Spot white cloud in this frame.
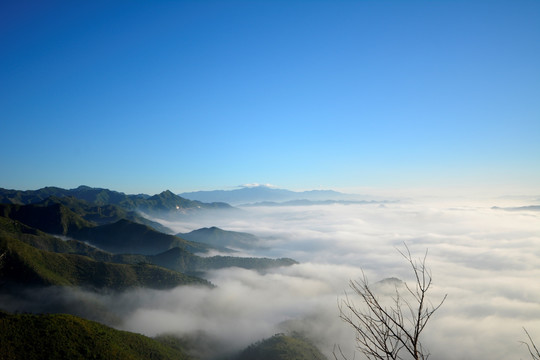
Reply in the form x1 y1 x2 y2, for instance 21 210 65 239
148 198 540 359
4 197 539 359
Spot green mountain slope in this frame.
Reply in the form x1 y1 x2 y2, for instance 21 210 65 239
0 216 147 264
0 311 192 360
38 196 172 233
74 219 210 255
0 216 296 280
235 333 328 360
177 226 261 250
0 186 72 205
0 231 209 290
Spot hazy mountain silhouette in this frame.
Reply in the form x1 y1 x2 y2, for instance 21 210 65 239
180 184 359 205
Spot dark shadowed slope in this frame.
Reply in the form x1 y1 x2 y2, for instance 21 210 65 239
177 226 262 250
0 202 93 235
74 219 210 255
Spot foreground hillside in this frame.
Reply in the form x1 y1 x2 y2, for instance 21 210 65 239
0 311 192 360
0 310 328 360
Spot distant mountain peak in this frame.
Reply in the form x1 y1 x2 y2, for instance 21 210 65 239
157 190 176 197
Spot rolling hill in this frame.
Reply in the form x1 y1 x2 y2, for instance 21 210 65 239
234 333 328 360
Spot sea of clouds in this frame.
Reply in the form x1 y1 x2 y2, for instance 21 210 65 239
2 196 539 359
131 196 540 359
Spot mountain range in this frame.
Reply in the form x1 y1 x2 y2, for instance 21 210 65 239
0 185 233 217
0 201 296 285
180 184 366 205
0 184 328 359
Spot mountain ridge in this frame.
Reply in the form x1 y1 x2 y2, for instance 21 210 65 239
0 186 233 216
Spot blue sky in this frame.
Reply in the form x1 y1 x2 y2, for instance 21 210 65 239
1 0 539 195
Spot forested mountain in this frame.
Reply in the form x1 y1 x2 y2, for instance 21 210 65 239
0 211 297 284
38 196 172 232
0 218 209 290
0 311 328 360
0 311 193 360
0 185 304 359
0 185 233 216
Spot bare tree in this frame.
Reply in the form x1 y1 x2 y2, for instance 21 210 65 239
336 245 446 360
522 328 540 360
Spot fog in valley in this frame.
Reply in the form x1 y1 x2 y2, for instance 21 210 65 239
152 196 540 359
3 195 539 359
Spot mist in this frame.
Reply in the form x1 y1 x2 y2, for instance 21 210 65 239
146 196 540 359
3 195 539 359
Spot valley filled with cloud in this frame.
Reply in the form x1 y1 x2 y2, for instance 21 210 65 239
10 196 534 359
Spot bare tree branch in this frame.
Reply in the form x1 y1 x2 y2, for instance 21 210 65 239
521 328 540 360
336 244 446 360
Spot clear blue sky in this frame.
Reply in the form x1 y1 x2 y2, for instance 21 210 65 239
1 0 539 194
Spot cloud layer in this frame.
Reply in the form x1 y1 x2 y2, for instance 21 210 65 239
3 197 539 359
152 197 540 359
